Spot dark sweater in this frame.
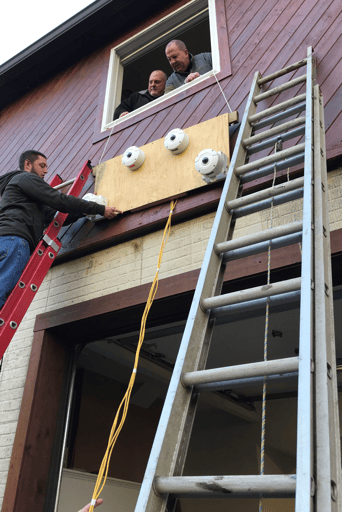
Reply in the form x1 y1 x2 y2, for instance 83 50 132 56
0 170 105 252
114 90 156 120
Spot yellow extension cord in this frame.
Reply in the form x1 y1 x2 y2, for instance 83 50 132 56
88 199 177 512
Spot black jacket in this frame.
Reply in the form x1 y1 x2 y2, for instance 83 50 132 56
0 170 105 252
114 90 156 120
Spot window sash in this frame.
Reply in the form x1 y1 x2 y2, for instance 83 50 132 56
101 0 219 132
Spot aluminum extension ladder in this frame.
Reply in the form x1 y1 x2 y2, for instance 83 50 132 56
0 160 93 361
134 48 342 512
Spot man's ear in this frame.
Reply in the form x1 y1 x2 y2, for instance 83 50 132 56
23 159 32 172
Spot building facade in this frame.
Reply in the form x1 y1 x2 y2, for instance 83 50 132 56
0 0 342 511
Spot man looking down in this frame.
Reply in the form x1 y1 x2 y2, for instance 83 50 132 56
164 39 212 94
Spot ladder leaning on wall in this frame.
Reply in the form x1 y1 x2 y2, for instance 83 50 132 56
134 47 342 512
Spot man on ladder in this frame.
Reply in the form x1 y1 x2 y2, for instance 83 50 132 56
0 149 121 309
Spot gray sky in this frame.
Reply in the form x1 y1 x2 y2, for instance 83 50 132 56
1 0 96 66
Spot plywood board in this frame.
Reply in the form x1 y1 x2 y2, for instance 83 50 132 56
94 113 236 212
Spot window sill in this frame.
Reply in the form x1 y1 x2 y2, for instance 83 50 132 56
103 70 216 132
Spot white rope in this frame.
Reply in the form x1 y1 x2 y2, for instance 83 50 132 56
98 123 116 165
212 70 233 113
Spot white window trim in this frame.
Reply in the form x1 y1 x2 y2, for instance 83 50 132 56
101 0 220 132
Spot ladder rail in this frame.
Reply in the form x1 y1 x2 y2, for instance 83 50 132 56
295 45 315 512
134 71 262 512
313 84 342 511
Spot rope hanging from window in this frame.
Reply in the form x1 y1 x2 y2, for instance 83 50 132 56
212 70 233 113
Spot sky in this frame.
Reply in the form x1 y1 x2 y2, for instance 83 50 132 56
1 0 96 66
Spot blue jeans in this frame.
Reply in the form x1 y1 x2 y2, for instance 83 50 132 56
0 236 30 309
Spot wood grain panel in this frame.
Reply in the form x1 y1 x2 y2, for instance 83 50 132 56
95 114 231 212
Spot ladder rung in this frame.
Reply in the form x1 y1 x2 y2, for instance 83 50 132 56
223 232 302 262
182 357 299 388
240 153 305 184
252 103 306 133
53 178 76 190
243 117 305 147
247 126 305 155
249 94 306 125
232 188 303 219
201 277 301 311
211 290 301 319
193 371 298 393
154 475 296 497
216 220 302 255
254 75 306 103
235 144 305 176
227 178 303 212
258 58 307 85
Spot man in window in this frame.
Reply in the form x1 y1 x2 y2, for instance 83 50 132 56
114 70 167 120
164 40 212 94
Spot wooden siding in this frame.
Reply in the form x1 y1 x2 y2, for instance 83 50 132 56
0 0 341 179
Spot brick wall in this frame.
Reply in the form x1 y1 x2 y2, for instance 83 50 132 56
0 166 341 506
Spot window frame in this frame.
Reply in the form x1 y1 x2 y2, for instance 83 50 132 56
93 0 231 144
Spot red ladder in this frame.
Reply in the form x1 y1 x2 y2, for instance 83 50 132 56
0 160 93 360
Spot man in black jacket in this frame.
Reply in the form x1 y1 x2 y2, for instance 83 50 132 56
114 70 167 120
0 150 121 308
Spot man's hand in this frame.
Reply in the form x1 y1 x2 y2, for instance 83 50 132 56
78 498 103 512
103 206 123 219
184 72 200 84
119 111 129 118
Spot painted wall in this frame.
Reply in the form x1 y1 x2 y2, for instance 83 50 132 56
0 166 342 507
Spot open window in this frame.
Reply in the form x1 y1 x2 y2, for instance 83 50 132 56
101 0 224 132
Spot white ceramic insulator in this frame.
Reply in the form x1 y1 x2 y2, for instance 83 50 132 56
82 193 108 220
195 149 226 178
164 128 189 155
122 146 145 171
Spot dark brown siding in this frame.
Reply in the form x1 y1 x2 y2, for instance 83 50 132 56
0 0 341 186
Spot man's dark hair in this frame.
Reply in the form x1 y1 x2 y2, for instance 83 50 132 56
19 150 47 170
